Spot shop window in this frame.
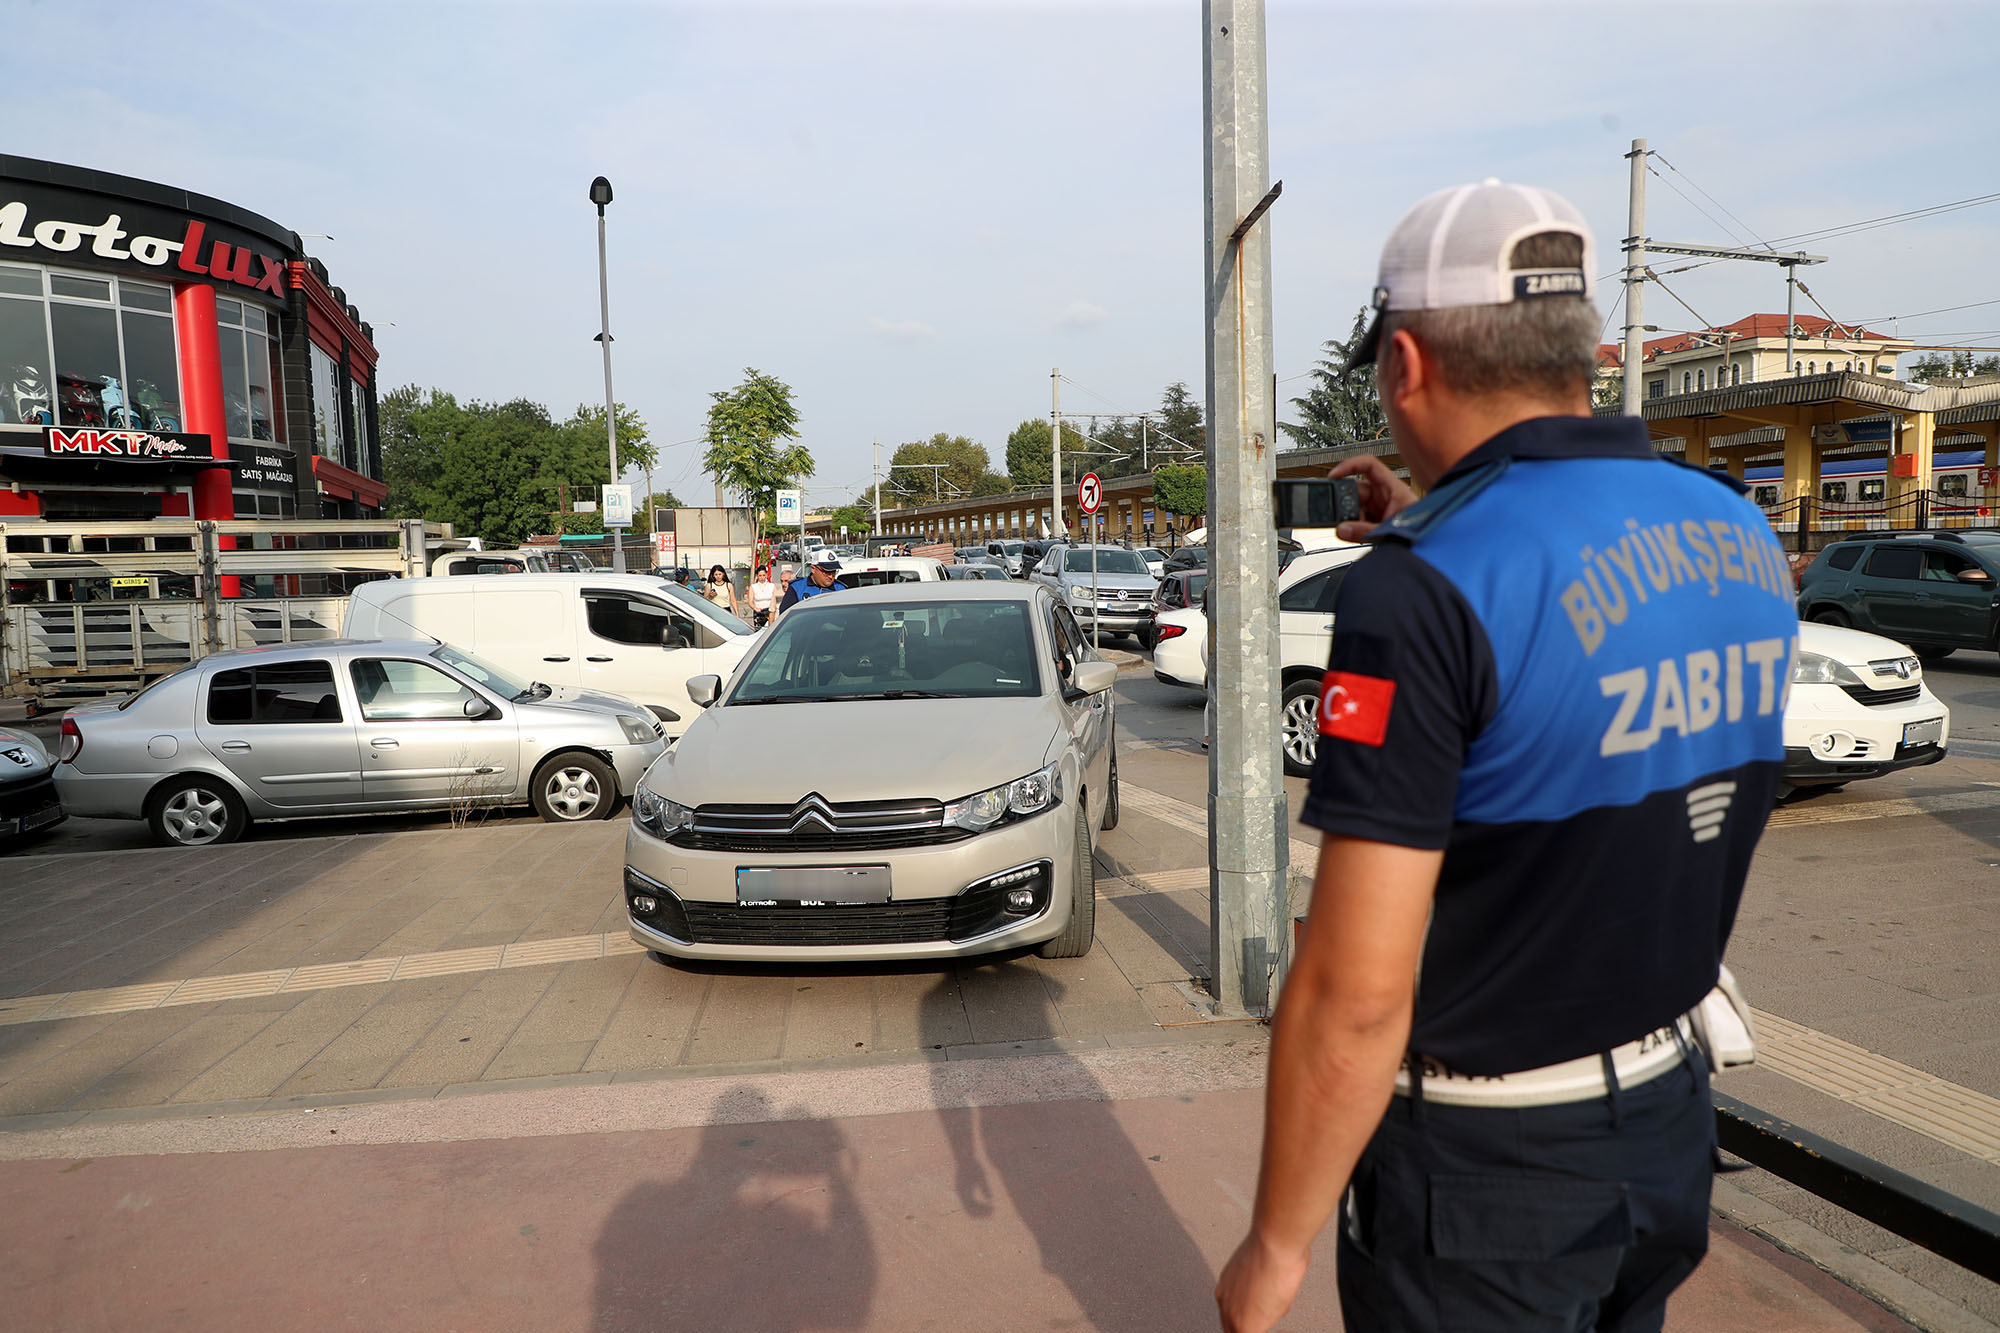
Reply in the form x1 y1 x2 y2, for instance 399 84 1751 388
310 342 342 464
348 374 369 473
0 266 182 432
215 300 280 442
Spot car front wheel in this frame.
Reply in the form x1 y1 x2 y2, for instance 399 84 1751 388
1281 677 1320 778
1037 800 1097 958
531 752 619 822
1810 608 1850 627
148 775 248 847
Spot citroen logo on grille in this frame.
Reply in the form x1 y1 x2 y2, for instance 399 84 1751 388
787 794 839 835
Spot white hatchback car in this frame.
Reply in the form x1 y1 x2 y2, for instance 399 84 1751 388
1151 606 1206 690
1784 620 1948 794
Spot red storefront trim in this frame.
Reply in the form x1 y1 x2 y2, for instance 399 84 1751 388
288 262 378 372
311 454 387 509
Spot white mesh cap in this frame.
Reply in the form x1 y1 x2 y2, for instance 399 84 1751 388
1346 179 1597 370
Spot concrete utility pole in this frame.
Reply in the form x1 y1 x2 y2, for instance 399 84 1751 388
1621 139 1648 418
1050 367 1065 538
872 438 881 533
1203 0 1288 1016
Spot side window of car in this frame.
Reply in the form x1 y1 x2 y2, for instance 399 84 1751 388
1825 545 1861 572
1923 549 1980 582
207 660 342 725
1862 546 1923 580
1279 571 1333 613
586 591 696 648
350 659 481 721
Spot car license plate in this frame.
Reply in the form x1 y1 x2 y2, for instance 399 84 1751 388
1903 718 1944 749
736 865 891 906
23 805 61 831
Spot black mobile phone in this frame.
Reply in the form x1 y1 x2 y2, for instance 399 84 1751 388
1272 476 1362 529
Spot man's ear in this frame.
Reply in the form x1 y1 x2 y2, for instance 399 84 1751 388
1382 326 1427 411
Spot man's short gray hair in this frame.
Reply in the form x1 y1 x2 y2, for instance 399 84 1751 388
1384 231 1601 399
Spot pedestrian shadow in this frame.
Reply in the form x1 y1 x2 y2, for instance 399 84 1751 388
922 962 1218 1331
589 1086 876 1331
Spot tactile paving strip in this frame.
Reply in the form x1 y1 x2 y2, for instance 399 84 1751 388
0 933 646 1028
1752 1008 2000 1161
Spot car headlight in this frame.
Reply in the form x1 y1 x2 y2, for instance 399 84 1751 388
945 761 1063 833
618 713 660 745
1791 651 1864 687
633 783 694 838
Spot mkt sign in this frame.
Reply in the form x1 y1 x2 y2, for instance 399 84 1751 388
0 178 295 297
41 427 214 461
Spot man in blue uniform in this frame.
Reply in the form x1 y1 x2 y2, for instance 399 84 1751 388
777 552 846 614
1217 181 1798 1332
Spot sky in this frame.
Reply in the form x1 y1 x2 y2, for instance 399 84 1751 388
13 0 2000 507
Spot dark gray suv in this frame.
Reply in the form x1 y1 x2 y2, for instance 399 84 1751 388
1797 531 2000 660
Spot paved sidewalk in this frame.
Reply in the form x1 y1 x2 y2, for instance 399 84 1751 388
0 1044 1916 1332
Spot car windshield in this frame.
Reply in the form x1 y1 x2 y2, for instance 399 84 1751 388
653 579 753 634
1185 572 1208 600
1139 548 1165 561
843 568 927 587
730 600 1042 703
430 644 540 701
1062 549 1147 574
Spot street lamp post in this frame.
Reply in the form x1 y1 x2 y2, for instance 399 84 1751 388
589 175 625 573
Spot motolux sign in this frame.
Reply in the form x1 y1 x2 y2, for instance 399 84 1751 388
0 182 292 297
41 427 215 461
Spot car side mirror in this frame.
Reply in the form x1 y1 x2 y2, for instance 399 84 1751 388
1958 569 1993 584
687 674 722 708
463 696 494 720
662 625 691 650
1070 660 1117 695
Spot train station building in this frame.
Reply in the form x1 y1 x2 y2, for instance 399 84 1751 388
0 156 385 525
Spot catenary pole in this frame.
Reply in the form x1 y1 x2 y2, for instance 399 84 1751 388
1621 139 1647 418
872 438 881 533
590 177 626 573
1203 0 1287 1015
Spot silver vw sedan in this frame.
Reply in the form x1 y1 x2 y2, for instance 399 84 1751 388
55 640 666 846
625 582 1118 962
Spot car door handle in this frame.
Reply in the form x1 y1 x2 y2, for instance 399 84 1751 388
543 655 570 662
219 740 251 753
370 738 399 750
587 655 613 662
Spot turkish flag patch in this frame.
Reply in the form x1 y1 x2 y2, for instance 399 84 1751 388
1318 670 1396 747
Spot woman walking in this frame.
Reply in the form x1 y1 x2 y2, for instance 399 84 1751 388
703 564 740 617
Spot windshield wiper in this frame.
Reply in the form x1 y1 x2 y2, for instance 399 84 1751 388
730 694 842 706
831 690 955 700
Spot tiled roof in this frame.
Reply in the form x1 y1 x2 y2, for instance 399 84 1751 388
1597 315 1908 367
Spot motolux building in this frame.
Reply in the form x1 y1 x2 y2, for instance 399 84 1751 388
0 155 385 523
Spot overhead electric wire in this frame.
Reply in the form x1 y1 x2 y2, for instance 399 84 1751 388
1651 153 1772 251
1647 164 1756 252
1763 191 2000 248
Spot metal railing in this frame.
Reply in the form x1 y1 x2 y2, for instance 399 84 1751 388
1756 489 2000 552
1716 1092 2000 1285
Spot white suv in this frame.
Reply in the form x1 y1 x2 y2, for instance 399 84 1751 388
1276 544 1371 776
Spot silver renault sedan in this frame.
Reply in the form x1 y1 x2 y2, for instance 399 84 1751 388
55 639 666 846
624 582 1118 962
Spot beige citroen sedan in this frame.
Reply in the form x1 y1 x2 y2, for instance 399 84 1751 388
624 582 1117 961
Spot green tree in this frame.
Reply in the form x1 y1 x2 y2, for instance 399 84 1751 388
378 387 645 547
702 368 813 527
1280 307 1388 449
1154 381 1205 458
827 503 871 535
972 471 1012 496
1005 419 1056 489
633 490 685 539
1153 463 1207 531
1911 350 2000 383
888 432 992 502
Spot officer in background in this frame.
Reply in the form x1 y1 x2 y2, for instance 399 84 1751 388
778 551 846 613
1217 181 1798 1332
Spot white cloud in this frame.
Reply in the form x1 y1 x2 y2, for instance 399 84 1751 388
1054 301 1110 331
867 315 939 341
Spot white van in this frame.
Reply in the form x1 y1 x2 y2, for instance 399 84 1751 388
344 573 758 737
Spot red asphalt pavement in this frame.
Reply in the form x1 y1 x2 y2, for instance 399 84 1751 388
0 1082 1909 1332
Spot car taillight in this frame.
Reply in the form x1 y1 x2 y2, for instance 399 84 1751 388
58 717 82 764
1156 623 1188 642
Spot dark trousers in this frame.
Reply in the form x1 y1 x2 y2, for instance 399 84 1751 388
1337 1053 1714 1332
